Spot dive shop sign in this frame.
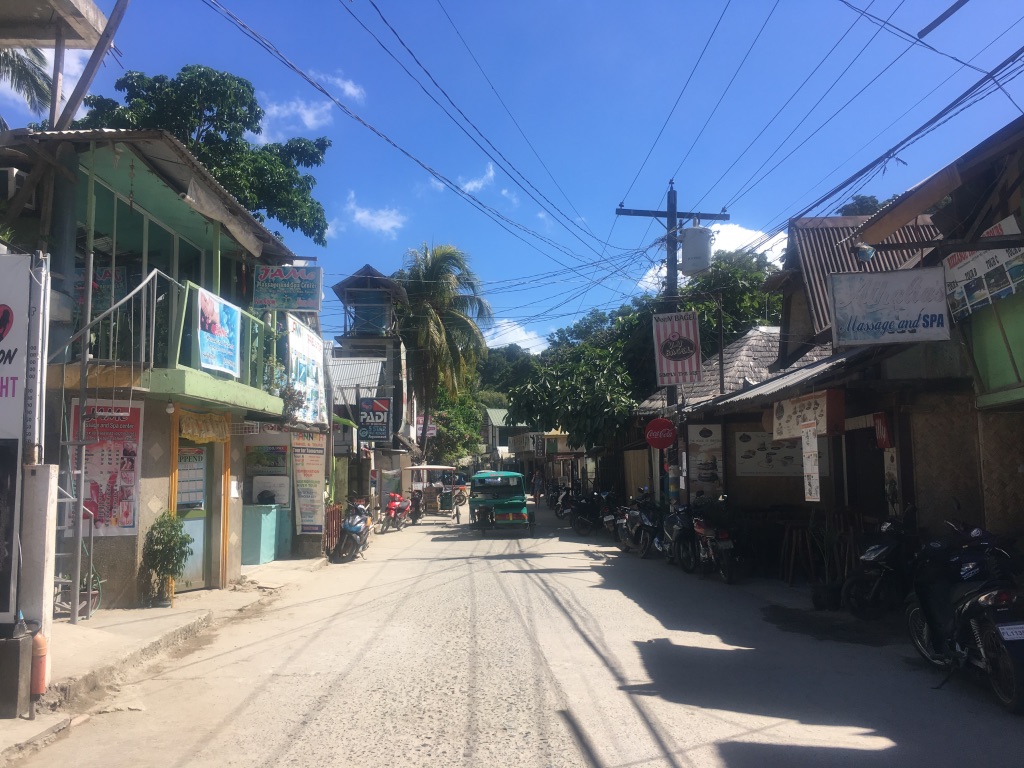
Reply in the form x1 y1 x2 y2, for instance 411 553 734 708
358 397 391 443
652 312 702 386
828 268 949 347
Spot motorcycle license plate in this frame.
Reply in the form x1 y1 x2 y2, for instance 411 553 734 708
604 515 615 522
717 540 734 550
997 623 1024 642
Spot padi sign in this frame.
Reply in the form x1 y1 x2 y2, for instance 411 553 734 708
828 268 950 347
358 397 391 443
254 266 323 312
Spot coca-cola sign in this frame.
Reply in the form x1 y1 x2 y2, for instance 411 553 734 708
645 417 677 449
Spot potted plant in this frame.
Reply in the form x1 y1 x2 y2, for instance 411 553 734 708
142 511 194 607
809 508 842 609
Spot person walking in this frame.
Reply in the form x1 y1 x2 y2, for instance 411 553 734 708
532 469 544 505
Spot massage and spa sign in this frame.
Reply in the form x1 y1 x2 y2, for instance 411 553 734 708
828 268 949 347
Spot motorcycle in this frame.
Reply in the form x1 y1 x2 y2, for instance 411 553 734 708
380 491 411 533
656 504 697 573
554 485 572 520
409 489 424 525
906 520 1024 713
842 515 915 619
331 500 372 563
547 480 561 510
692 513 737 584
571 491 610 537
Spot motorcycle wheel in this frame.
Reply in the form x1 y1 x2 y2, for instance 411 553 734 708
905 599 952 670
335 535 358 563
842 570 882 620
981 622 1024 713
572 513 594 536
380 516 391 534
638 529 654 559
454 491 467 506
555 504 568 520
677 539 697 573
719 549 736 584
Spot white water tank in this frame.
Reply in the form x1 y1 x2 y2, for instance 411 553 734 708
679 226 714 276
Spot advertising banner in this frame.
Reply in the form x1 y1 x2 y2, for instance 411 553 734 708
70 399 144 536
734 430 830 478
773 389 844 441
197 287 241 376
416 415 437 439
653 312 702 386
254 266 323 311
801 422 821 502
829 268 950 346
944 216 1024 320
0 254 31 619
287 315 328 425
687 424 722 498
245 445 289 476
358 397 391 443
291 432 326 534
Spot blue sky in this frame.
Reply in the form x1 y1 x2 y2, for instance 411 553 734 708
4 0 1024 352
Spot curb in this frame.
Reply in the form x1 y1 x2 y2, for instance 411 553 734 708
50 609 213 709
0 716 72 767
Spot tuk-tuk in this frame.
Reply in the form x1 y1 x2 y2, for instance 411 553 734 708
469 471 532 535
403 464 461 522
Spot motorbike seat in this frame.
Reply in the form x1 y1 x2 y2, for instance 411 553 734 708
397 500 411 512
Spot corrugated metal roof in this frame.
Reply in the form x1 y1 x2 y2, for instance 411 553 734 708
787 216 942 335
327 358 386 404
682 346 879 416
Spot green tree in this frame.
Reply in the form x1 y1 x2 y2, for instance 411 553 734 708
0 48 51 131
73 65 331 245
836 194 900 216
425 386 483 465
507 342 634 450
396 243 492 456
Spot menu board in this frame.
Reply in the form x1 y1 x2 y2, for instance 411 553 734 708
944 216 1024 320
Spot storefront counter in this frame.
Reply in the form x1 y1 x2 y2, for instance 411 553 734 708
241 504 293 565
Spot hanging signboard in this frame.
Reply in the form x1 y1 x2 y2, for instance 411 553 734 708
0 254 31 620
70 399 144 536
254 266 323 312
687 424 722 498
829 268 950 347
197 287 241 376
653 312 702 386
944 215 1024 320
773 389 844 442
286 315 328 425
291 431 326 534
645 417 677 449
801 421 821 502
358 397 392 443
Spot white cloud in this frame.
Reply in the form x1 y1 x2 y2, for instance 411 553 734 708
263 98 333 132
345 191 406 238
461 162 494 193
428 176 445 192
325 217 343 240
311 70 366 103
485 320 548 352
501 188 519 207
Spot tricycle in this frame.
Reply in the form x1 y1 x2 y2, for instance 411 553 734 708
469 471 533 536
403 464 462 523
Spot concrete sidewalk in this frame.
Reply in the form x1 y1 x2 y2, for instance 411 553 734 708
0 557 326 766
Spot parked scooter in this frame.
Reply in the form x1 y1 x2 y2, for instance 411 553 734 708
692 512 738 584
842 514 916 619
571 491 610 536
554 485 572 520
331 500 372 563
409 489 424 525
656 504 697 573
906 519 1024 712
380 491 411 533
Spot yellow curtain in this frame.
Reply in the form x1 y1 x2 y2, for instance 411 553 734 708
179 410 231 443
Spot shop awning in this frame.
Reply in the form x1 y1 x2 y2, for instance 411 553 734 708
682 346 883 417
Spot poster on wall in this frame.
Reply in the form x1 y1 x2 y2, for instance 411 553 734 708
291 432 326 534
801 422 821 502
773 390 844 441
254 266 323 311
687 424 722 498
197 287 241 376
176 447 207 510
734 431 831 477
245 445 288 476
944 215 1024 320
287 314 328 425
0 255 30 618
75 266 126 312
70 399 144 536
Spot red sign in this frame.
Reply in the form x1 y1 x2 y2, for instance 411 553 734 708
645 418 677 449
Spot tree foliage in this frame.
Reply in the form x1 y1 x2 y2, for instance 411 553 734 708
0 48 51 131
73 65 332 245
395 243 492 454
424 386 483 465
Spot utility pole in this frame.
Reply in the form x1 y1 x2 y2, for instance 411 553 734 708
616 181 729 506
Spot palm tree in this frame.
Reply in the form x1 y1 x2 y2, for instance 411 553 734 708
0 48 52 131
397 243 492 456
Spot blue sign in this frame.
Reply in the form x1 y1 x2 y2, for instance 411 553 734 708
197 287 241 376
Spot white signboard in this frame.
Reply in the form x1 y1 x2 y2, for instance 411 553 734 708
687 424 722 498
801 422 821 502
829 268 950 347
944 215 1024 320
287 315 328 426
734 431 830 478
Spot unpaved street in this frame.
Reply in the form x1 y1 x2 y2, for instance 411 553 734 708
21 506 1024 767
